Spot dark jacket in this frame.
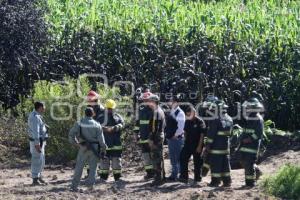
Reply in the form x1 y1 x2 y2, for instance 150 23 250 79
89 104 105 123
239 113 264 154
135 105 153 142
184 116 206 150
149 106 166 145
99 111 124 150
206 113 233 154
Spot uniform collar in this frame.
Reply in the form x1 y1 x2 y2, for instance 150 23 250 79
33 109 41 115
171 106 180 114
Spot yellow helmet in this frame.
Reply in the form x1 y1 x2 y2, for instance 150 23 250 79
105 99 117 109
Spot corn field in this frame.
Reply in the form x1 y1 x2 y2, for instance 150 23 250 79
0 0 300 131
45 0 300 46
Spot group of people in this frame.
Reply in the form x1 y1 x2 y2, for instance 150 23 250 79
135 89 264 188
27 88 264 192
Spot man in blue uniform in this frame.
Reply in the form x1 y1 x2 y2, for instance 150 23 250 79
69 107 107 191
28 101 48 186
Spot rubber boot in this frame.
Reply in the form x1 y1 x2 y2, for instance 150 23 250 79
222 177 232 187
194 177 202 183
246 180 255 187
208 178 220 187
100 174 109 181
255 166 262 180
114 174 121 181
144 170 154 180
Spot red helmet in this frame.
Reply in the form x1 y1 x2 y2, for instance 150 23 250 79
139 92 152 101
86 90 100 102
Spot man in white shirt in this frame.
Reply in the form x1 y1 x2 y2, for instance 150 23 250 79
165 95 185 181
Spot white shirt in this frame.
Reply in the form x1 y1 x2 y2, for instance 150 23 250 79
171 106 185 137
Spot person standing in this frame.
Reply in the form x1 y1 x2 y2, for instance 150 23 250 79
147 93 166 186
28 101 48 186
238 98 264 187
200 95 219 177
86 90 105 123
134 91 155 179
204 100 233 187
179 107 206 184
69 107 107 191
98 99 125 182
165 95 185 181
85 90 105 177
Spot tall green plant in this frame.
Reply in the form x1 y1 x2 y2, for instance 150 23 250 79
44 0 299 46
17 76 132 161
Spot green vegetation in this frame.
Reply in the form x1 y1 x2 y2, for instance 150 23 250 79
16 75 131 160
46 0 299 45
1 0 300 132
261 164 300 200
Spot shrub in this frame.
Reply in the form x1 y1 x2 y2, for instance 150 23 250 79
16 75 132 161
0 0 48 107
261 164 300 200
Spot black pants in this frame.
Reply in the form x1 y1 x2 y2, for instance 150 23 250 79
209 154 231 185
239 152 257 186
180 146 203 181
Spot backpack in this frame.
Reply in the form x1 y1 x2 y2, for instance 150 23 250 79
165 109 180 139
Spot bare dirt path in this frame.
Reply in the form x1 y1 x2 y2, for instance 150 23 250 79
0 150 299 200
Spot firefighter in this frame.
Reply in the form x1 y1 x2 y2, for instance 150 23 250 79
200 95 219 177
204 100 233 187
147 93 166 186
98 99 125 182
134 91 155 179
238 98 264 187
86 90 105 123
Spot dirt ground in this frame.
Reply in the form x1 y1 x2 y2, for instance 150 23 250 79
0 149 299 200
